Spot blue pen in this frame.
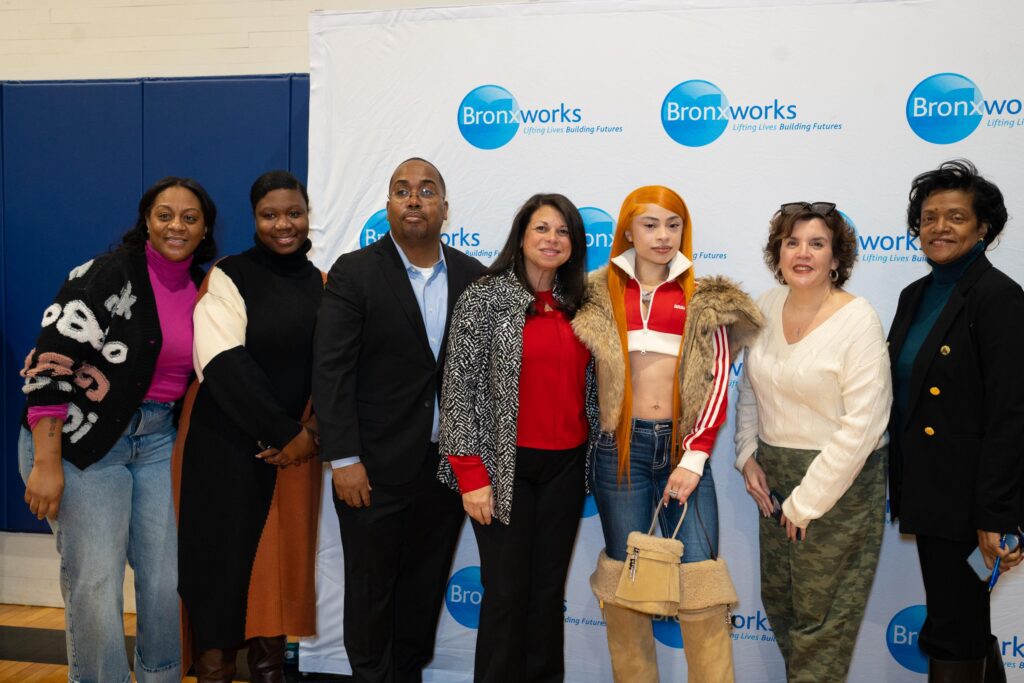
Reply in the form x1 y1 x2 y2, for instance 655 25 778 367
986 534 1008 593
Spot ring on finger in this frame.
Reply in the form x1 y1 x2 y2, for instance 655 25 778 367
667 489 679 499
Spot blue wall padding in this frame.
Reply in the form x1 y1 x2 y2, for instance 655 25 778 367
1 74 309 532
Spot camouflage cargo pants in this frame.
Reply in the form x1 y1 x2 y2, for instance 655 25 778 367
757 440 886 683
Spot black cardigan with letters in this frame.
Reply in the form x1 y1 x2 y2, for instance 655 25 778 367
21 246 204 470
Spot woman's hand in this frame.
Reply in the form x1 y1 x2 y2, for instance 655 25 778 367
662 466 700 507
258 427 318 467
977 530 1023 571
25 458 64 521
463 485 494 525
26 416 65 521
780 512 807 543
741 457 773 517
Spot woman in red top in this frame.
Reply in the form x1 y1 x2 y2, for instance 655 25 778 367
439 193 592 682
573 186 761 683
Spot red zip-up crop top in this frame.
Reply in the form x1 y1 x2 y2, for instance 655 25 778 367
612 249 730 475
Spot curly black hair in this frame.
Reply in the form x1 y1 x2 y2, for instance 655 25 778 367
907 159 1007 242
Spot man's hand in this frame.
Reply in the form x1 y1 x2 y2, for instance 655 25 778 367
333 462 372 508
978 529 1023 570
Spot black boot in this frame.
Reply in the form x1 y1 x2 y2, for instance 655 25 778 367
928 656 986 683
247 635 287 683
985 637 1006 683
195 647 239 683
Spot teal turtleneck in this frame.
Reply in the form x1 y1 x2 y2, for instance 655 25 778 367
894 240 986 412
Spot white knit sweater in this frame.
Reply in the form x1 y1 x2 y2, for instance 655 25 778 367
734 286 892 528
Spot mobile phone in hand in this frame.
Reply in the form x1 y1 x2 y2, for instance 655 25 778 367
769 490 784 522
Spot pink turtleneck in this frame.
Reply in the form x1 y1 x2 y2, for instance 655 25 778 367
143 241 198 402
27 244 198 430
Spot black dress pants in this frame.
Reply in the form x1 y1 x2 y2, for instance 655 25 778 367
472 445 586 683
334 444 464 683
916 534 993 661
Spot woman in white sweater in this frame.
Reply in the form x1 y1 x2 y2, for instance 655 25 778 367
735 202 892 683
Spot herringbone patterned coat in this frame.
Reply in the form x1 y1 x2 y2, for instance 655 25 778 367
438 268 596 525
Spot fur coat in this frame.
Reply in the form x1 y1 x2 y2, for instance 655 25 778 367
571 266 763 462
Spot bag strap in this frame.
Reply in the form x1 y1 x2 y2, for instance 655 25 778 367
646 501 688 539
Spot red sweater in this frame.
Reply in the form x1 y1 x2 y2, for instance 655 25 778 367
448 291 590 493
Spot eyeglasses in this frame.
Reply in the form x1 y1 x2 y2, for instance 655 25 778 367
780 201 837 217
389 186 442 202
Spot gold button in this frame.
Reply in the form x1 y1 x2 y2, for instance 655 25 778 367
940 345 951 356
924 426 935 436
929 386 940 396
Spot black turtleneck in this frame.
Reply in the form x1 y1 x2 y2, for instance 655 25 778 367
186 239 323 449
249 234 316 277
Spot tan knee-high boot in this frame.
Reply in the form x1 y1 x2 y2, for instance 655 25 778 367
603 603 659 683
678 605 735 683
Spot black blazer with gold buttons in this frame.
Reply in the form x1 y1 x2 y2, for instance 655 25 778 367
888 253 1024 542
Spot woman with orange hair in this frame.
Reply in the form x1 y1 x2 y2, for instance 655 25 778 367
573 186 761 682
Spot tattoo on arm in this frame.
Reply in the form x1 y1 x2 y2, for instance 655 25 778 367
46 418 57 438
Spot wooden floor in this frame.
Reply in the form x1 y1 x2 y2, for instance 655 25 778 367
0 604 348 682
0 604 194 683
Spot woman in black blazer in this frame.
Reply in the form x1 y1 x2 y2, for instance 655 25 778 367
888 160 1024 682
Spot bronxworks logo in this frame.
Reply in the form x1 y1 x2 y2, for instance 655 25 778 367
580 206 614 273
360 209 390 248
907 73 1023 144
661 80 797 147
445 566 483 629
458 84 582 150
887 605 927 673
842 211 923 265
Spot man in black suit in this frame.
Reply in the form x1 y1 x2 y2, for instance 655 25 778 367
313 158 485 682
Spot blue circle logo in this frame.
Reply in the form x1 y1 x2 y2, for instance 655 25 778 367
445 566 484 629
580 206 614 272
661 80 730 147
652 614 683 648
581 494 598 518
360 209 389 248
886 605 928 673
458 85 520 150
906 73 983 144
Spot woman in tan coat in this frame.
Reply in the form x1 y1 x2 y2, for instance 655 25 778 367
573 185 761 682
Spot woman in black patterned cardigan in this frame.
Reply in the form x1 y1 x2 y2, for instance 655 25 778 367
438 193 594 682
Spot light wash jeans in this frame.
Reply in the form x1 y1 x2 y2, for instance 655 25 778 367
18 401 181 683
591 418 720 563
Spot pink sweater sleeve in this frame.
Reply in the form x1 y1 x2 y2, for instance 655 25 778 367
27 405 69 431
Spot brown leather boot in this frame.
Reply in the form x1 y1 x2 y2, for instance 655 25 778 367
194 647 238 683
602 603 659 683
247 635 287 683
678 605 735 683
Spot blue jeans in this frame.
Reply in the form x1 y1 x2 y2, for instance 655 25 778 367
591 418 719 563
18 402 181 683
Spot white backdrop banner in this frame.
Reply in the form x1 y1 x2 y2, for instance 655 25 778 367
307 1 1024 680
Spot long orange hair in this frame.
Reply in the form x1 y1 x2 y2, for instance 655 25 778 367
606 186 694 481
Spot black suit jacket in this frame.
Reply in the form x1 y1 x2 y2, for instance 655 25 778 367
313 236 485 486
888 253 1024 541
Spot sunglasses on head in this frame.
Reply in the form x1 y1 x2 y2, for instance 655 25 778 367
780 201 837 217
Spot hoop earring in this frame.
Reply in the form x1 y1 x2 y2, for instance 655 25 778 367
829 269 839 283
775 268 786 285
